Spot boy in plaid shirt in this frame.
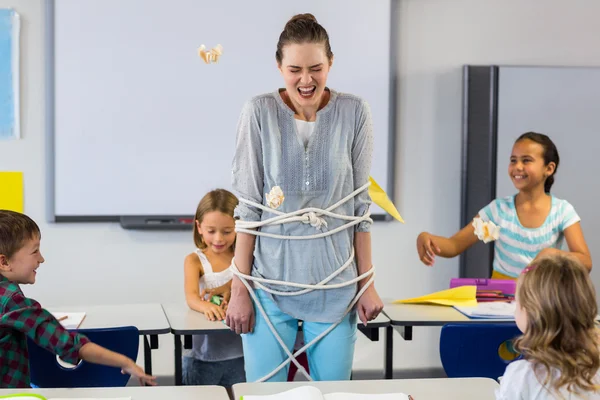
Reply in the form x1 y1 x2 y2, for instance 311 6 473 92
0 210 156 388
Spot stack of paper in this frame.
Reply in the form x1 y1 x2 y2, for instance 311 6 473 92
454 302 516 319
393 285 477 307
51 312 86 329
242 386 410 399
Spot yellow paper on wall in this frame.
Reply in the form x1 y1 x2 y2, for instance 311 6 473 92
393 285 477 307
369 176 404 223
0 172 24 212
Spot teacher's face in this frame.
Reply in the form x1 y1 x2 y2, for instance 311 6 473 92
278 42 332 110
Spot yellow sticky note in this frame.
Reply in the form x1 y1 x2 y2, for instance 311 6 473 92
393 285 478 307
369 176 404 223
0 172 24 213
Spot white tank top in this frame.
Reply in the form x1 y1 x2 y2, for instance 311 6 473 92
197 249 234 291
190 249 244 362
295 119 316 148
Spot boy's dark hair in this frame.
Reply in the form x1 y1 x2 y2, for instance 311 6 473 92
516 132 560 193
0 210 41 259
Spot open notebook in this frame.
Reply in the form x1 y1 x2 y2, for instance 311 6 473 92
50 312 87 329
454 301 516 319
241 386 411 400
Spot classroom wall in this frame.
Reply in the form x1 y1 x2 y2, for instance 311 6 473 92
2 0 600 379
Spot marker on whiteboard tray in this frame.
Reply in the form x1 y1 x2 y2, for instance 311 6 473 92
144 218 194 226
145 218 176 225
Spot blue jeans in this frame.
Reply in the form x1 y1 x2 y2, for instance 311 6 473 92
242 289 357 382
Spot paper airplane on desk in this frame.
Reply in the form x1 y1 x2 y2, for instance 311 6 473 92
369 176 404 223
393 285 478 307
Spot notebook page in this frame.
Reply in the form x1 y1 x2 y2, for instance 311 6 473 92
48 398 131 400
242 386 323 400
51 312 87 329
454 302 515 319
325 393 410 400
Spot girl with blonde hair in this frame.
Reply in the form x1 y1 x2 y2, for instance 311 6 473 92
497 254 600 399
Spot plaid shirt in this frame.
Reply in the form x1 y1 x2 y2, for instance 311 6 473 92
0 274 89 388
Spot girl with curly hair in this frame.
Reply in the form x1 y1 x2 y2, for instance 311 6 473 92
497 254 600 399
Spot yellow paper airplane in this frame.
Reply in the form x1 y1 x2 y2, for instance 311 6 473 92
393 285 477 307
369 176 404 223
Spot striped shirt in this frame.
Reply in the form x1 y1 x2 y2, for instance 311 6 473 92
479 195 580 278
231 89 373 323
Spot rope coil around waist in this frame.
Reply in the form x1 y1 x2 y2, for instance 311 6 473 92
231 182 375 382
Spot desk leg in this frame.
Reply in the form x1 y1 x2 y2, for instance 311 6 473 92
174 335 183 386
358 326 379 341
384 326 393 379
398 325 413 341
143 335 153 376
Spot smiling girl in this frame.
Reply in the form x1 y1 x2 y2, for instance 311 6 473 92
416 132 591 278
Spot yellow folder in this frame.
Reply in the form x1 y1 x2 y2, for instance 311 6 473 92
393 285 477 307
369 176 404 223
0 172 24 213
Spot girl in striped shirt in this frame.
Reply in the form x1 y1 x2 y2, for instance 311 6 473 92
416 132 592 278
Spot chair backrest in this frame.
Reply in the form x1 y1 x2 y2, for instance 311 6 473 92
439 323 521 379
28 326 139 388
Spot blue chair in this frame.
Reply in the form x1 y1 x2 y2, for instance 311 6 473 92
439 323 522 380
28 326 139 388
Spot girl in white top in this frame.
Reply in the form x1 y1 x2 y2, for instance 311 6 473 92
497 255 600 399
182 189 244 387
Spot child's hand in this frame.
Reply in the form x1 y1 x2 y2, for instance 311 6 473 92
121 360 157 386
203 301 227 321
417 232 441 266
201 287 232 303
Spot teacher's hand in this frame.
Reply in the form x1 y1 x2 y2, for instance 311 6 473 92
357 284 384 326
225 278 255 334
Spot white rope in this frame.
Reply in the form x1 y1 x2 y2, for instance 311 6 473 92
232 182 375 382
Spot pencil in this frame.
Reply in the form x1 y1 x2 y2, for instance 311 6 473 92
57 315 68 322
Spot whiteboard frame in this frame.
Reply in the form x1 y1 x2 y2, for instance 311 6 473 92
45 0 399 227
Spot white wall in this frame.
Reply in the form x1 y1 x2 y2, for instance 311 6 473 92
2 0 600 379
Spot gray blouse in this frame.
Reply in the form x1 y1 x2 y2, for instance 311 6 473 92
231 89 373 323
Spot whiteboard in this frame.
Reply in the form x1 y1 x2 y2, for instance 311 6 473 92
496 66 600 297
47 0 394 220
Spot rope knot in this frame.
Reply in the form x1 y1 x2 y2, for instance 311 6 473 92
302 211 327 229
